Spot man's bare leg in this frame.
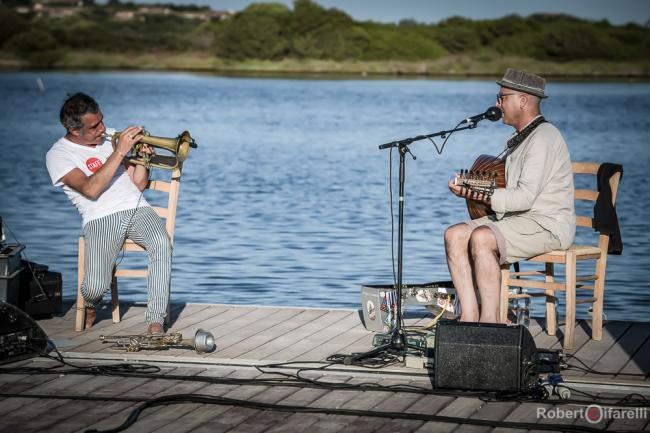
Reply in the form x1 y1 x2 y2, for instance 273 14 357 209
469 226 501 323
444 223 479 322
85 307 96 330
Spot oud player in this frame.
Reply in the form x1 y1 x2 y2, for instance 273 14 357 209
443 69 575 323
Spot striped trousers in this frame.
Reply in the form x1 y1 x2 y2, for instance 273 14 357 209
81 206 172 325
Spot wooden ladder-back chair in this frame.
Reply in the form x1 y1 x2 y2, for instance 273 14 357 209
75 167 182 331
499 162 621 350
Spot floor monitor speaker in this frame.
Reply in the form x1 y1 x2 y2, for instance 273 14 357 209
434 321 538 392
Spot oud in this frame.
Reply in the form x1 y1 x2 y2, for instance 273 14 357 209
454 154 505 219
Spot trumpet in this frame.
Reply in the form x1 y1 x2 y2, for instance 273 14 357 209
99 328 216 353
104 129 197 170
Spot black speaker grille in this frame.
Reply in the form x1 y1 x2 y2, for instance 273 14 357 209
434 322 537 392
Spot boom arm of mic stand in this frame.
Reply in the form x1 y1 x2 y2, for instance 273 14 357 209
378 123 477 150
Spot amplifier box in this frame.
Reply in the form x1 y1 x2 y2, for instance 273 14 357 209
20 262 62 318
434 321 538 392
361 281 456 333
0 244 24 277
0 267 23 306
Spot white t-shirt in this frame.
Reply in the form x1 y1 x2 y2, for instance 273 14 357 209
45 128 149 226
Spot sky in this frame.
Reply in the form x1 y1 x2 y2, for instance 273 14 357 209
126 0 650 26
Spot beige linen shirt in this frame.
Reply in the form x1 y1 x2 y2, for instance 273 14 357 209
490 121 576 249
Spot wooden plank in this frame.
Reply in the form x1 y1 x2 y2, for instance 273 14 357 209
266 310 358 361
231 309 343 360
298 378 399 432
199 307 312 359
48 368 205 433
586 322 650 380
74 366 237 433
229 378 360 433
414 397 484 433
168 304 262 355
262 374 354 433
491 401 557 433
604 391 650 432
179 306 309 359
341 380 427 433
0 367 152 433
172 369 275 433
293 324 373 362
213 384 304 433
448 400 519 433
142 368 269 433
324 329 375 360
103 367 214 433
334 377 417 428
618 331 650 379
563 321 632 380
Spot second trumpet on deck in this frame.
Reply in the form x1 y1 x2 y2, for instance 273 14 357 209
104 129 198 170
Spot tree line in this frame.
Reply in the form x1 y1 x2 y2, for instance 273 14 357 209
1 0 648 67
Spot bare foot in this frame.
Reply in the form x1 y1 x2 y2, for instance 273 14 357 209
147 322 164 335
85 308 96 330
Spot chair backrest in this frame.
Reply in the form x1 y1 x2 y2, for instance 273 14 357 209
145 166 182 243
572 162 621 250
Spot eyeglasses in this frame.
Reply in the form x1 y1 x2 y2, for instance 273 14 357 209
496 92 517 103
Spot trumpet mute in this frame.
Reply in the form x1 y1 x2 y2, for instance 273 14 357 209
182 328 216 353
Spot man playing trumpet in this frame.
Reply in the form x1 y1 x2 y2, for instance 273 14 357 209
46 92 170 334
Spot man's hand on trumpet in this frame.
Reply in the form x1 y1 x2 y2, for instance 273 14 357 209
137 143 156 158
115 125 144 158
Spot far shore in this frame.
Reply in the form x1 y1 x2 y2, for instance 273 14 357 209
1 52 649 80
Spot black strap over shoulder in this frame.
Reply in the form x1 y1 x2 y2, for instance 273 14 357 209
506 116 546 150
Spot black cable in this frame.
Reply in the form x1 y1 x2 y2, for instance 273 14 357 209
0 392 629 433
564 354 648 378
550 383 650 406
1 344 161 376
4 351 649 409
427 120 464 155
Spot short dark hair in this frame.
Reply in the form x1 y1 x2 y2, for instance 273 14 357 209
59 93 99 131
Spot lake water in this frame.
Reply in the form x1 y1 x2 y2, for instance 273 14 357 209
0 71 648 321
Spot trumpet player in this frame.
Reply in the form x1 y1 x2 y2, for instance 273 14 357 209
45 92 169 334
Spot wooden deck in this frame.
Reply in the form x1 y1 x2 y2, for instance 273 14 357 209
1 301 649 433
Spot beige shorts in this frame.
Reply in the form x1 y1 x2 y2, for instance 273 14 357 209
466 215 561 265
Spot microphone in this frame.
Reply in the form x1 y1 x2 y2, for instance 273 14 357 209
464 106 502 125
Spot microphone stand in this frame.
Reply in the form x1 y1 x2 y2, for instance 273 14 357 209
345 122 478 365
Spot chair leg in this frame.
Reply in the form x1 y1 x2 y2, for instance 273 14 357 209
563 251 577 350
592 251 608 341
499 265 510 323
165 296 171 326
75 237 86 332
545 263 556 336
110 272 120 323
